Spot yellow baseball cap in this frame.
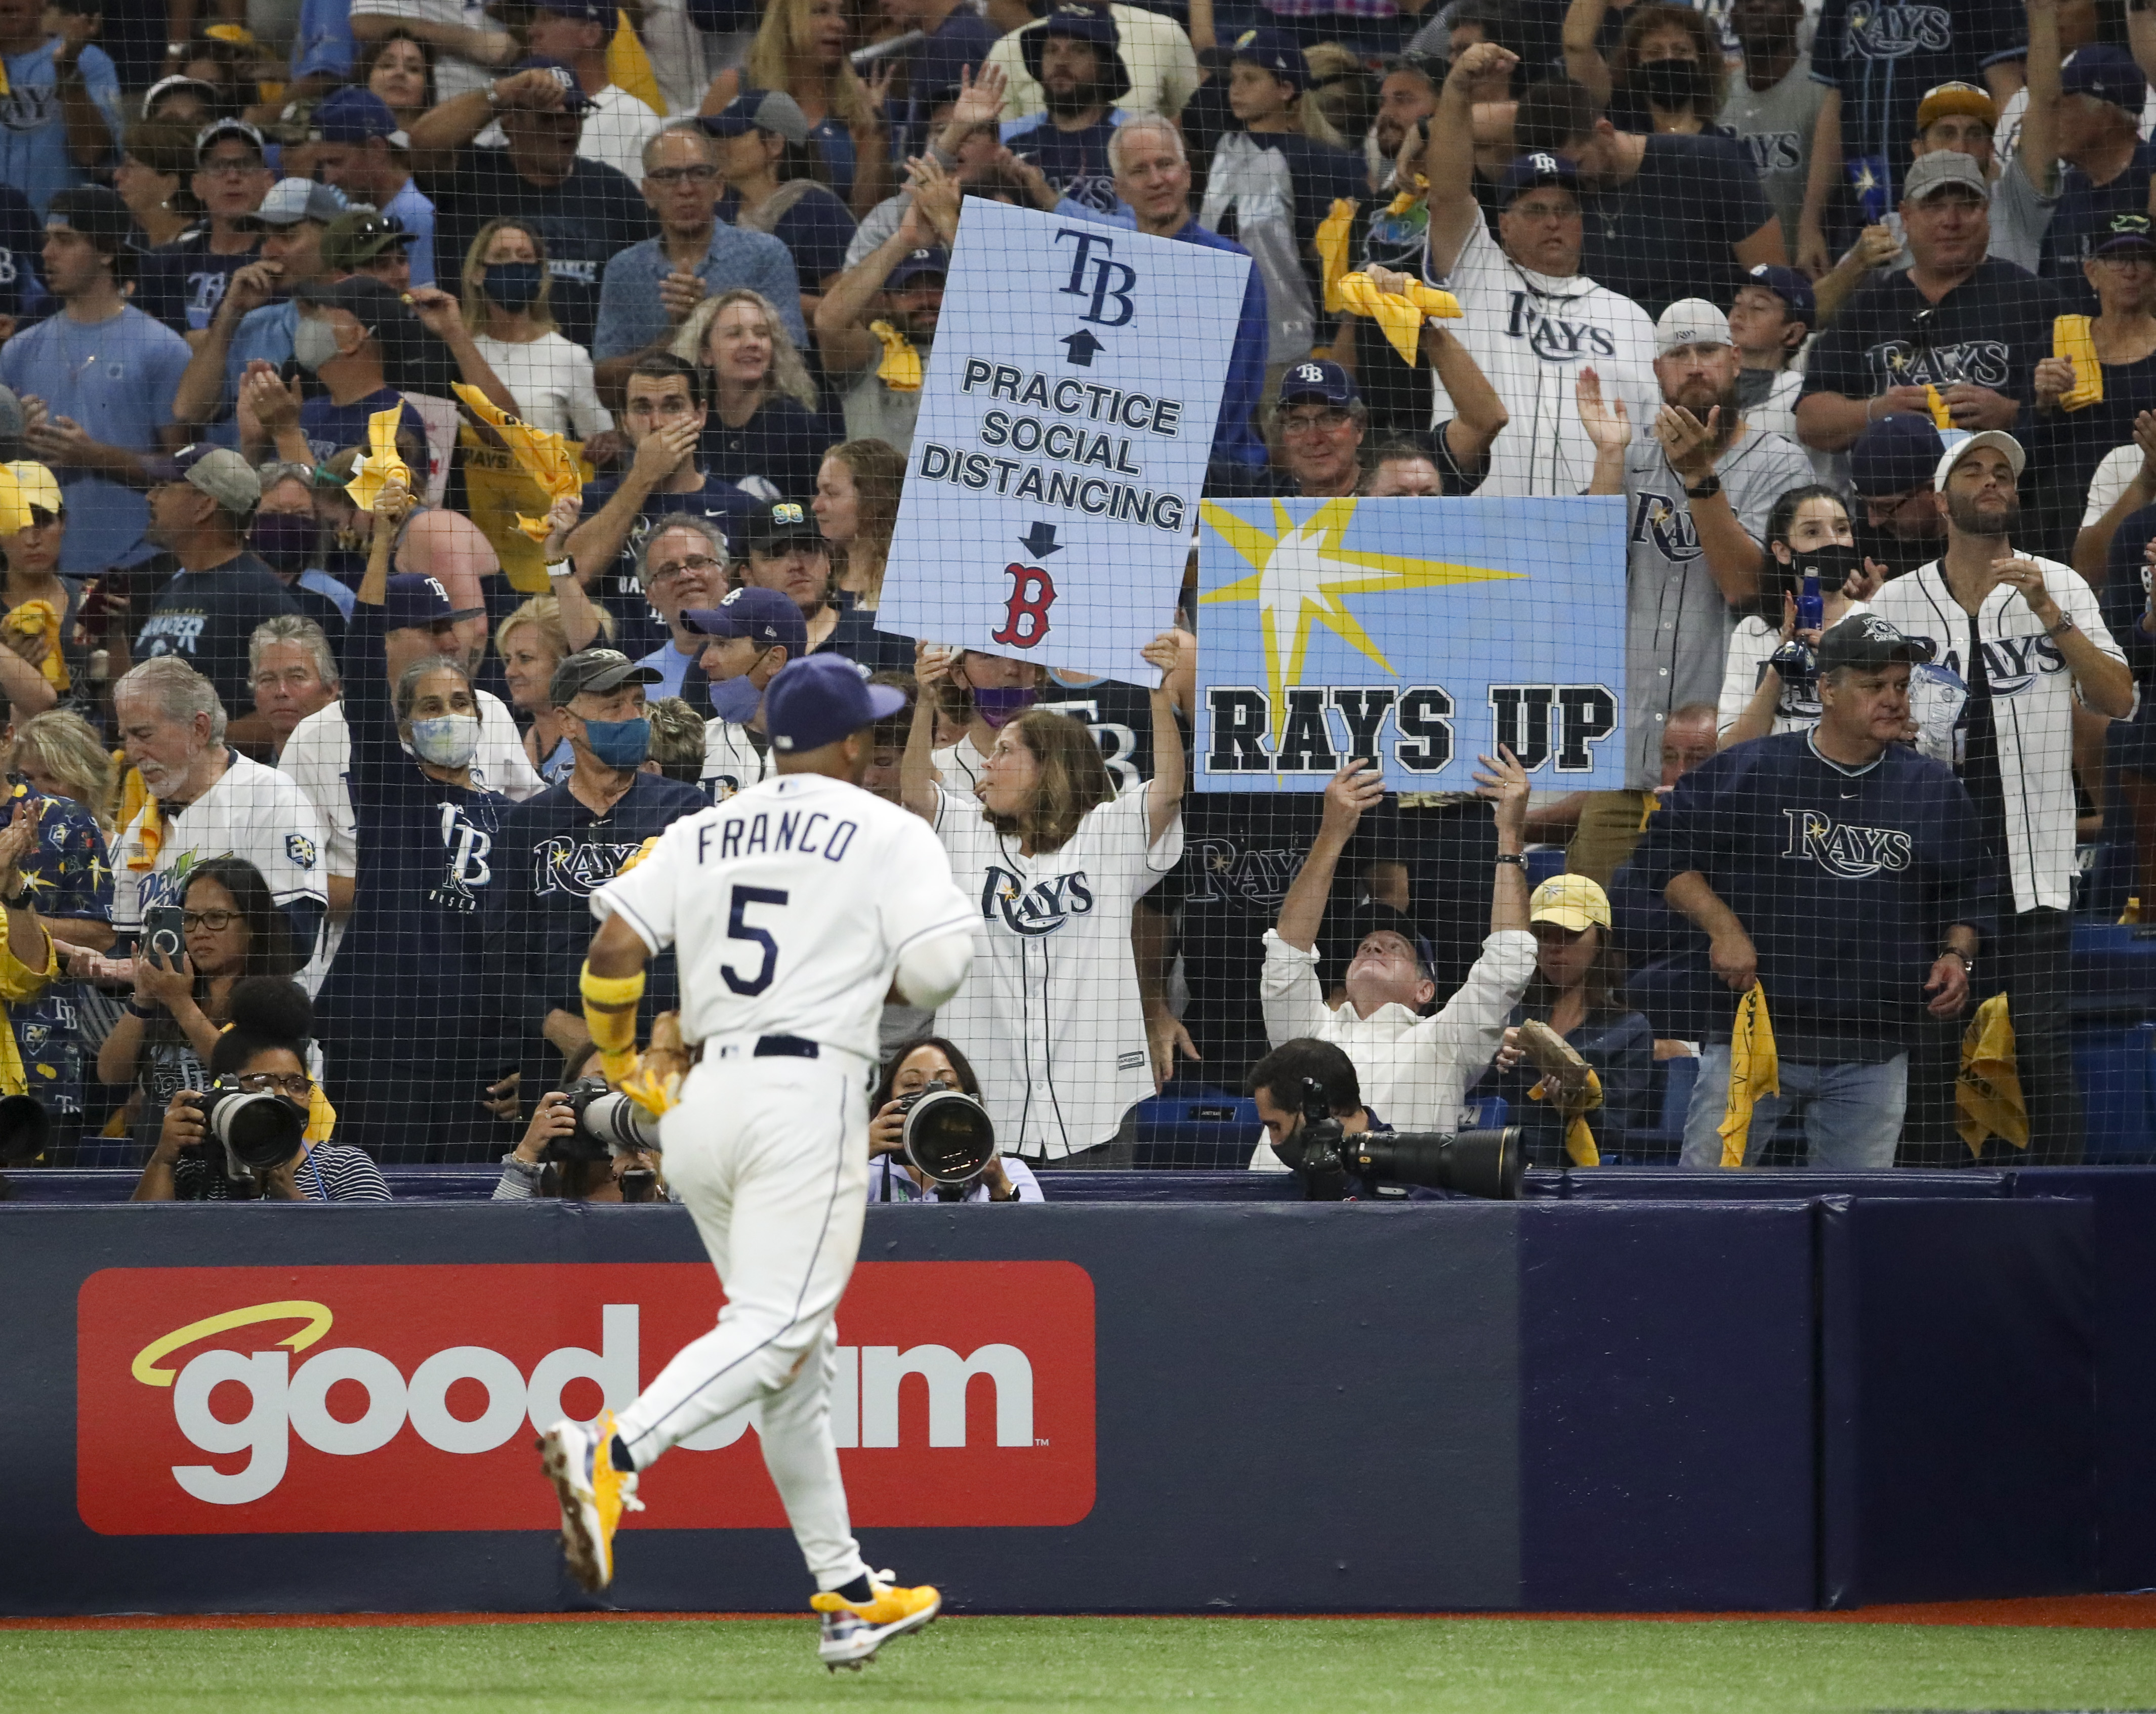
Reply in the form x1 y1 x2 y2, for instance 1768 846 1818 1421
1915 80 1997 133
1529 873 1612 933
5 461 62 518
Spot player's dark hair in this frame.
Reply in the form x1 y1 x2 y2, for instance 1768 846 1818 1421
1248 1038 1363 1117
980 709 1114 853
208 977 314 1075
181 857 304 982
1513 77 1604 153
872 1036 984 1109
627 351 705 409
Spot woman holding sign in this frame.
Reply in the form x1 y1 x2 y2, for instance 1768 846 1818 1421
900 633 1190 1165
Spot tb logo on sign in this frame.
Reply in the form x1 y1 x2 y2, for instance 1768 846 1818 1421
1054 229 1137 327
992 563 1057 647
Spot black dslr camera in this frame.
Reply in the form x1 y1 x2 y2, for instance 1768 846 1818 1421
185 1078 308 1188
1275 1077 1523 1202
554 1078 663 1201
896 1079 998 1200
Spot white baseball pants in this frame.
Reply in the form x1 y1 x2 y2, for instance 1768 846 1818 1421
611 1052 873 1593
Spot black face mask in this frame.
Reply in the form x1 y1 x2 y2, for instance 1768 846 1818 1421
1790 540 1865 599
1636 57 1716 111
251 511 320 577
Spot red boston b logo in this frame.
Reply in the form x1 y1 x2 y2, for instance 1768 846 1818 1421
991 564 1057 648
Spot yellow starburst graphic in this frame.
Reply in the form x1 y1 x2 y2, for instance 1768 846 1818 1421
1197 496 1522 747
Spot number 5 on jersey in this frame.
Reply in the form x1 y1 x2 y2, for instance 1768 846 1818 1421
723 885 787 995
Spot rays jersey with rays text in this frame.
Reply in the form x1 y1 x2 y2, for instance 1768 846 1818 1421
1422 212 1661 498
593 774 972 1061
932 779 1182 1160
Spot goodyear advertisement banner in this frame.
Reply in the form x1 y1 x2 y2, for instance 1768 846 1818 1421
1194 496 1629 791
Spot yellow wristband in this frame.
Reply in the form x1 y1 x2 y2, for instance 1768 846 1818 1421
579 963 646 1008
598 1047 639 1086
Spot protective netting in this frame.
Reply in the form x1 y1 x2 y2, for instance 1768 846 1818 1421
0 0 2149 1196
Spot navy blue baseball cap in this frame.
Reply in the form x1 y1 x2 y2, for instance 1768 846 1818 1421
2095 211 2156 259
384 572 484 630
1022 3 1132 104
512 57 596 113
682 586 810 655
764 654 910 754
312 86 402 143
2061 44 2148 113
1228 25 1308 93
1848 412 1945 498
1277 357 1358 407
888 245 950 288
1498 151 1580 204
1740 262 1815 325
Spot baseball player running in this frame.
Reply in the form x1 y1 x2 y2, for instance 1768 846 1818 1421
538 654 977 1670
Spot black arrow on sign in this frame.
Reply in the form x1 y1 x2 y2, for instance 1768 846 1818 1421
1060 328 1104 367
1018 521 1062 558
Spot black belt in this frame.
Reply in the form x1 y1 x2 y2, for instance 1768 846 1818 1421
692 1034 820 1063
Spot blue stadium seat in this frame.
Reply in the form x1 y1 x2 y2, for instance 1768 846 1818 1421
1624 1054 1696 1164
1129 1085 1261 1169
2075 1022 2156 1162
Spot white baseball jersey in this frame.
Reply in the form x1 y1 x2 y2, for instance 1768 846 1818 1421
1422 213 1661 497
593 773 973 1061
932 778 1183 1160
700 717 771 802
1869 558 2128 913
2081 442 2142 529
111 750 328 934
1717 603 1873 738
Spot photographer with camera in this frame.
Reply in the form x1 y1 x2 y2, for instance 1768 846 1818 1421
1252 747 1535 1167
866 1037 1040 1204
0 795 61 1160
131 977 389 1201
96 855 305 1150
493 1079 670 1203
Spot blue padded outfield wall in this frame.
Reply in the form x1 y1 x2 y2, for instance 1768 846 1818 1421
0 1183 2127 1617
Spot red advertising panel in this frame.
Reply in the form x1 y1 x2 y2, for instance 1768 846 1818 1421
77 1261 1093 1536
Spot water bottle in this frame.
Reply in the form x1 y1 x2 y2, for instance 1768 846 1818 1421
1797 567 1823 634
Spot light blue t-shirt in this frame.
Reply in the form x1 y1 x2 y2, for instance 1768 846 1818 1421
638 640 694 699
0 40 121 216
383 179 437 289
0 304 189 572
202 299 303 444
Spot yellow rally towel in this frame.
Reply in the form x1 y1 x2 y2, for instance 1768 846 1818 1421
5 599 65 692
1315 197 1358 315
2123 895 2143 926
118 766 159 871
305 1083 339 1146
1720 982 1779 1168
1334 271 1464 364
343 406 413 512
869 321 923 391
1529 1066 1604 1167
1922 383 1953 430
452 384 586 542
2053 315 2103 412
1957 992 2028 1153
607 8 666 115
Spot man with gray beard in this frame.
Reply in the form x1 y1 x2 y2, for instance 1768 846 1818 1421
1572 297 1811 880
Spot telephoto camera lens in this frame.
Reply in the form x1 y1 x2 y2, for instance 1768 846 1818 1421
899 1080 999 1186
199 1080 309 1175
562 1076 661 1158
1345 1127 1525 1201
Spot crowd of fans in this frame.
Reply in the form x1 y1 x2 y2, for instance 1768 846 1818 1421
0 0 2144 1203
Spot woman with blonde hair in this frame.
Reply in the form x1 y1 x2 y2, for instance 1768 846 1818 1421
899 633 1188 1165
811 437 903 611
12 710 118 835
497 594 608 783
699 0 892 217
669 288 827 497
460 221 616 455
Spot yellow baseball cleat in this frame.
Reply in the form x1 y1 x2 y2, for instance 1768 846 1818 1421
537 1409 643 1593
811 1571 942 1669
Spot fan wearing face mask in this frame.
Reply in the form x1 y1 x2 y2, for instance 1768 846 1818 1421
311 471 517 1160
679 584 807 803
1718 484 1890 748
924 647 1045 804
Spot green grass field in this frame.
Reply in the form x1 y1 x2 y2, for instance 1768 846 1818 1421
4 1616 2154 1714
